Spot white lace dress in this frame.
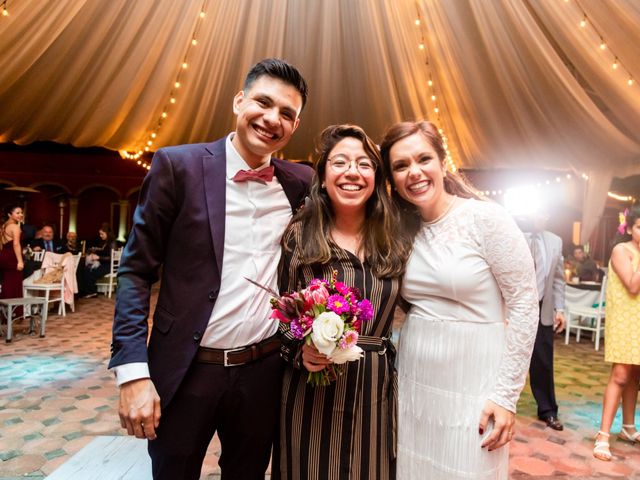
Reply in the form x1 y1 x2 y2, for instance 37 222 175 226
396 198 539 479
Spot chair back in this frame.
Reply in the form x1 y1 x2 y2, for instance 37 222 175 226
111 248 123 275
32 250 45 262
72 253 82 273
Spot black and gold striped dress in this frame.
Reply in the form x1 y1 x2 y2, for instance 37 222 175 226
274 223 400 480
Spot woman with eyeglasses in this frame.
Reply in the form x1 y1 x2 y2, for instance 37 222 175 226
274 125 410 479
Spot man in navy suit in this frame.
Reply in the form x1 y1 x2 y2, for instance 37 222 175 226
29 224 63 253
109 58 313 479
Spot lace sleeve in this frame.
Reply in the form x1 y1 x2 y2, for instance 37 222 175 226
475 202 539 412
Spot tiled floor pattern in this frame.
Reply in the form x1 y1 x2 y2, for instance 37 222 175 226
1 295 640 479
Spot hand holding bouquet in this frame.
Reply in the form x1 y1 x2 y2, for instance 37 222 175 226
252 271 374 386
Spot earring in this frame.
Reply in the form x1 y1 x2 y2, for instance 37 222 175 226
321 183 326 189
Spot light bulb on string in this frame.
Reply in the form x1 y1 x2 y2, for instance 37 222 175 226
628 78 634 86
599 40 606 50
151 133 157 138
580 17 587 28
612 59 618 70
174 81 181 88
419 43 425 50
192 39 197 46
415 19 420 26
182 62 188 69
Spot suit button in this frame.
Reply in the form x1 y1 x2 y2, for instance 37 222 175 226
193 331 202 342
208 290 217 301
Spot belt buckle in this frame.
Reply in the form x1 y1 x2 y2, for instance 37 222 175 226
378 337 388 356
223 346 246 367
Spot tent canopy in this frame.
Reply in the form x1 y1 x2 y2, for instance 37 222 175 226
1 0 639 237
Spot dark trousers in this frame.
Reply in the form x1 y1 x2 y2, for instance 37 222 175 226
529 318 558 419
148 351 284 480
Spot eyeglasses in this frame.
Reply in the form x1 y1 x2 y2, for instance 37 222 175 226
327 155 377 174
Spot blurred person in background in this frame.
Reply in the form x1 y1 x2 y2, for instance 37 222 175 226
593 205 640 461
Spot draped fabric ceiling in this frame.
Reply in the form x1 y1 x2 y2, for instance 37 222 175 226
1 0 639 239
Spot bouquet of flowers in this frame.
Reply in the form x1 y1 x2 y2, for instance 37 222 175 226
249 271 374 386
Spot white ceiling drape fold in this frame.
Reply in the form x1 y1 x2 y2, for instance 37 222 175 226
0 0 638 214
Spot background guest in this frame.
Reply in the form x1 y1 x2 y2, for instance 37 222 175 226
77 223 116 298
0 204 25 305
523 212 567 431
60 231 80 255
569 244 602 282
29 224 63 253
594 205 640 461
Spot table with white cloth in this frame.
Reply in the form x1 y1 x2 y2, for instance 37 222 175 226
565 283 601 308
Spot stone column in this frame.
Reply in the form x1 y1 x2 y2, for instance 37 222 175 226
68 198 79 233
118 200 129 242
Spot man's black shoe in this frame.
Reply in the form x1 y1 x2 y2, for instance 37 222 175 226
542 415 564 431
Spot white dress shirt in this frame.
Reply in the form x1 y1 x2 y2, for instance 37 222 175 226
113 134 292 385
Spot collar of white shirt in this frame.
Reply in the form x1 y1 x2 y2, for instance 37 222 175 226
225 133 273 179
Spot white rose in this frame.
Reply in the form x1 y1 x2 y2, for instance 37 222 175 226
311 311 345 356
329 345 364 364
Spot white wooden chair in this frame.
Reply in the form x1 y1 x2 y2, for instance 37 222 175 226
23 252 82 316
31 250 45 262
564 276 607 351
96 248 123 298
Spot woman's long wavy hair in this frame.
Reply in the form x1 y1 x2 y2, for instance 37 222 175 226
380 120 483 239
285 124 410 277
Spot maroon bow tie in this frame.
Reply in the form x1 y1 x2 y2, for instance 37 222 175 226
232 166 275 184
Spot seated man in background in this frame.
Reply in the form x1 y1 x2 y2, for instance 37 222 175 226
60 231 80 254
570 244 602 282
29 224 63 253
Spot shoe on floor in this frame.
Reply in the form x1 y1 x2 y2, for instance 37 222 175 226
542 415 564 431
82 293 98 299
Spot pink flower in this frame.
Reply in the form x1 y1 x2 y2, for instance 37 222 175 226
339 330 359 350
302 283 330 306
300 314 315 331
326 294 351 315
289 319 306 340
334 281 351 296
270 309 291 324
353 299 374 322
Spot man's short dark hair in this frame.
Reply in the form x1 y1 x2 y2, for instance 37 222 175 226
243 58 308 111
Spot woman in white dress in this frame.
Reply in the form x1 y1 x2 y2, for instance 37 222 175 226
380 121 539 479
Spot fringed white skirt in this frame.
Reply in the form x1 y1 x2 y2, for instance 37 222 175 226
396 313 508 480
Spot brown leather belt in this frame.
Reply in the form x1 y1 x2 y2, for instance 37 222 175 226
196 335 281 367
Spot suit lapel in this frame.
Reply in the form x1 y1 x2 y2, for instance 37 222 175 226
203 140 226 276
272 159 304 211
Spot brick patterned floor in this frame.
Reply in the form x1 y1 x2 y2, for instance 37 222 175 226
1 295 640 479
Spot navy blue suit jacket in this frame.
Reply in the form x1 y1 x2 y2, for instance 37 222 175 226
109 138 313 408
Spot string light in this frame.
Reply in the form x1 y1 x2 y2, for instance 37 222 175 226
481 171 635 203
414 3 457 172
1 0 8 17
564 0 636 92
119 0 209 168
608 192 636 202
